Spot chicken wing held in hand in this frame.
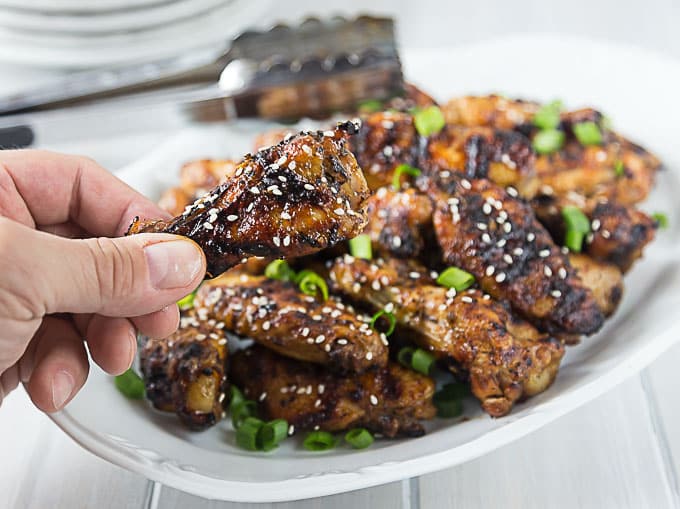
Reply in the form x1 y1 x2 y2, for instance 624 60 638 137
129 120 370 278
230 345 436 438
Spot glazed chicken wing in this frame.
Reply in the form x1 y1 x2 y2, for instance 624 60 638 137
129 120 370 277
193 272 388 374
140 314 228 430
568 253 623 316
425 172 604 335
329 256 564 417
230 345 436 438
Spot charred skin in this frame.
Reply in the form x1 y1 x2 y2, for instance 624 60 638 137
128 121 370 278
425 172 604 335
194 273 388 374
230 345 436 438
139 315 228 431
568 253 623 317
329 256 565 417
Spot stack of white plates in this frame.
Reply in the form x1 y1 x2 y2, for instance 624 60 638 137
0 0 269 68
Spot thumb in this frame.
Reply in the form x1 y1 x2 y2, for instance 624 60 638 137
1 219 206 317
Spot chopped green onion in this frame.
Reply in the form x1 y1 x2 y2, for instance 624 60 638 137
231 400 258 429
295 270 329 300
344 428 374 449
230 385 245 407
370 309 396 336
392 164 422 190
397 346 415 368
236 417 265 451
358 99 384 113
413 106 446 137
533 99 563 130
436 267 475 291
573 121 602 146
177 291 196 311
303 431 338 451
562 206 591 253
258 419 289 452
433 383 466 418
652 212 668 229
114 369 145 399
411 349 436 375
265 259 296 281
614 160 625 177
349 234 372 260
532 129 565 154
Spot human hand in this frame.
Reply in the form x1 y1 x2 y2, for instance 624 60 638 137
0 150 206 412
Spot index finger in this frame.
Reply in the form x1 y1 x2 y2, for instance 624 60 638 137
0 149 170 237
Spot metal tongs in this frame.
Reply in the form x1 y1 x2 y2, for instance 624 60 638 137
0 16 403 147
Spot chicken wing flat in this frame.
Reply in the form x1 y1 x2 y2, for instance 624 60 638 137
329 256 564 417
128 120 370 277
568 253 623 317
425 172 604 335
193 272 388 374
230 345 436 438
140 314 228 430
349 111 537 197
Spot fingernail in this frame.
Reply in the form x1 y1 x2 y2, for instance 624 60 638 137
144 240 203 290
127 328 138 370
52 370 74 410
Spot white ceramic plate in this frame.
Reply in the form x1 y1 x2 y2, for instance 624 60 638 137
50 36 680 502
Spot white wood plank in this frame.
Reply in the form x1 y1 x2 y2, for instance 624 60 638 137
156 481 405 509
418 376 675 509
0 388 149 509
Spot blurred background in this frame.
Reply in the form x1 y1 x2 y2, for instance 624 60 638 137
0 0 676 169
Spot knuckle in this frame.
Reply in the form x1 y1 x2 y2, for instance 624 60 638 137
86 237 138 307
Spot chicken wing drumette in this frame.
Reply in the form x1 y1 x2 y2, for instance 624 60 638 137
329 256 564 417
139 314 228 430
425 172 604 335
230 345 436 438
129 120 370 277
193 272 388 374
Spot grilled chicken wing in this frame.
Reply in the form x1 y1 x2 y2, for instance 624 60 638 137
231 345 436 437
128 121 370 277
193 272 388 374
568 253 623 316
425 172 604 335
329 256 564 417
443 94 539 130
140 314 228 430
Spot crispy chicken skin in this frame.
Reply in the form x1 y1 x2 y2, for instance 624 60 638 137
364 187 435 260
425 172 604 335
329 256 564 417
128 121 370 277
568 253 623 316
140 314 228 431
194 272 388 374
443 94 539 130
230 345 436 438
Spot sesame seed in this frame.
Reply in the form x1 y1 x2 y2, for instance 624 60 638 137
304 183 315 191
315 335 325 344
227 214 238 221
438 303 447 311
591 219 601 231
558 267 567 279
527 233 536 242
334 208 345 215
507 186 519 197
477 222 488 231
497 238 507 247
203 222 213 230
539 249 550 258
246 203 254 212
370 394 379 405
259 392 267 402
380 275 390 286
323 130 335 137
461 179 472 190
371 280 381 291
385 302 395 312
482 233 492 244
392 236 402 247
503 254 513 264
262 321 271 330
314 399 322 408
383 145 394 157
337 339 348 345
289 161 297 170
503 222 512 233
280 387 288 393
302 145 312 154
544 266 553 277
602 230 611 239
551 290 562 298
486 265 496 276
366 352 373 360
483 203 492 214
273 236 281 247
283 235 291 247
513 247 524 256
495 272 507 283
409 271 421 279
461 296 473 303
249 186 260 194
276 156 287 165
219 393 226 403
446 288 457 298
281 211 291 220
288 424 295 435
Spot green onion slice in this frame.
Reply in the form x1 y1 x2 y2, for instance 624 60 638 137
392 164 422 190
236 417 265 451
295 270 329 300
303 431 338 451
229 385 245 408
411 349 436 375
433 383 467 418
573 121 603 146
533 99 563 130
114 369 145 399
349 234 372 260
614 160 625 177
532 129 565 154
265 259 296 281
562 206 591 253
436 267 475 291
358 99 384 113
177 292 196 311
652 212 668 229
258 419 289 452
370 309 397 336
231 400 258 430
344 428 374 449
413 106 446 137
397 346 415 368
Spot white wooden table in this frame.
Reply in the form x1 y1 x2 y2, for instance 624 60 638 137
2 1 680 507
